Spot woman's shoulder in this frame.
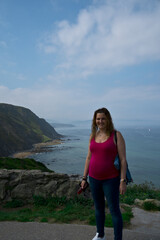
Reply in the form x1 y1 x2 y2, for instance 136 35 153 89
114 130 125 142
114 129 121 135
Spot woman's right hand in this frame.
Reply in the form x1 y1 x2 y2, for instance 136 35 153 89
81 180 87 189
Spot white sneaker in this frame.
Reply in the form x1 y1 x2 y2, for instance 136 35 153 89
92 233 106 240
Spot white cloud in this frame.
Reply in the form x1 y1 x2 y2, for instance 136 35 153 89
0 84 160 122
101 85 160 102
40 0 160 76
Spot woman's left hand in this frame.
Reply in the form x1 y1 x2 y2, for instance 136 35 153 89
119 182 127 195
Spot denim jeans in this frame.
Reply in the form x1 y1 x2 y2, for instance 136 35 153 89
89 176 123 240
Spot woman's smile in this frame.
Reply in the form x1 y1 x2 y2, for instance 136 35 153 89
96 113 107 129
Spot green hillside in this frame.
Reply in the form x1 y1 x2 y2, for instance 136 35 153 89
0 103 61 157
0 157 52 172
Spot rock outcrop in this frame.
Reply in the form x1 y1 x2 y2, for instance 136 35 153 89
135 198 160 208
0 169 90 203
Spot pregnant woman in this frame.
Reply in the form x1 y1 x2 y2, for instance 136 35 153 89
81 107 127 240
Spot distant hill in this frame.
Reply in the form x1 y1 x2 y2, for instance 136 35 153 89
0 103 61 157
50 123 75 128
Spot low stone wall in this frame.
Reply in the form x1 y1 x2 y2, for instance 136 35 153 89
0 169 90 203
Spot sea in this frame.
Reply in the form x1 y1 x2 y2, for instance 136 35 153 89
29 123 160 188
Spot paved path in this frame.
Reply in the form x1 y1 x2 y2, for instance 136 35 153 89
131 207 160 235
0 207 160 240
0 221 159 240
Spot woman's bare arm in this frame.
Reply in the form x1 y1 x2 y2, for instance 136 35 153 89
116 131 127 195
81 136 92 188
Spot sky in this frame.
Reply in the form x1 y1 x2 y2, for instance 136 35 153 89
0 0 160 125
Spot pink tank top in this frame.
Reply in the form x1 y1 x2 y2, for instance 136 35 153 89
89 131 119 180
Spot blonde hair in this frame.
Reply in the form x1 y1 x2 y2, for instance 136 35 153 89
91 108 114 139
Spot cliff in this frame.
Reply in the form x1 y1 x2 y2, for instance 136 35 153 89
0 103 61 157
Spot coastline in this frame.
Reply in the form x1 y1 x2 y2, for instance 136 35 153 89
12 139 63 159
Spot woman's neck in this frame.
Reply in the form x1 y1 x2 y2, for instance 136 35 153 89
97 129 109 136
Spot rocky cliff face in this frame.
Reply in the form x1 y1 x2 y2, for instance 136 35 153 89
0 103 61 157
0 170 90 202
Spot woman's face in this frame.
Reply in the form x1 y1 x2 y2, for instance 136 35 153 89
96 113 107 130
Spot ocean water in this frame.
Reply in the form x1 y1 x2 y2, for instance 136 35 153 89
30 125 160 188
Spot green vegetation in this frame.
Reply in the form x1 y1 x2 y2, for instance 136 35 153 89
120 182 160 205
31 122 48 140
0 103 61 156
4 199 25 208
0 196 132 227
0 183 159 226
42 135 52 142
0 157 52 172
0 157 159 225
143 201 160 211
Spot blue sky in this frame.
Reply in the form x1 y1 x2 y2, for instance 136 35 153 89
0 0 160 124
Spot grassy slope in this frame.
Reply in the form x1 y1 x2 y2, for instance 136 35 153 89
0 103 61 156
0 157 52 172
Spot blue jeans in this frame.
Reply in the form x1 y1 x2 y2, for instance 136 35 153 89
89 176 123 240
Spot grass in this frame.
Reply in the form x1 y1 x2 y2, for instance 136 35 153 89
143 201 160 211
0 158 159 225
120 181 160 205
0 157 52 172
0 182 159 226
4 199 25 208
0 196 133 227
42 135 52 142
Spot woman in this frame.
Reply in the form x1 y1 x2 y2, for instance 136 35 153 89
81 108 127 240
